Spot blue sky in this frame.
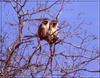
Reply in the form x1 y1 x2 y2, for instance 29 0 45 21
0 0 99 77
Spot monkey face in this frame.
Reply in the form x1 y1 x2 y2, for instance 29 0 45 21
51 20 58 27
48 20 58 38
52 22 57 28
42 18 49 25
43 20 48 25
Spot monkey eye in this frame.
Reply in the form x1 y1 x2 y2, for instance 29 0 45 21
52 25 56 28
43 21 48 25
53 23 57 26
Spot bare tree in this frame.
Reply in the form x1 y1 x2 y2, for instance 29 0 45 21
0 0 99 78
